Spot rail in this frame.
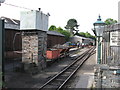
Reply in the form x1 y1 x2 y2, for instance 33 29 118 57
39 46 96 89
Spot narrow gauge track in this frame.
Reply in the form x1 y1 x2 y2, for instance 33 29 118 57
39 46 96 90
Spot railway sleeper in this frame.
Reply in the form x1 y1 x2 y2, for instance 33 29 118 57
66 68 74 71
72 64 79 67
66 69 77 73
61 71 72 75
55 76 67 80
49 81 63 86
40 47 96 90
48 83 60 86
67 67 77 70
57 75 68 79
42 85 58 89
55 78 67 82
63 72 71 74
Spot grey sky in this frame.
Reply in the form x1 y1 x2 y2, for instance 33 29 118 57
0 0 119 35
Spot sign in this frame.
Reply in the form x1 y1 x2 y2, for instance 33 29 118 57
110 31 120 46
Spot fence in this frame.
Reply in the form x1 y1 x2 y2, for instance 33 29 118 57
102 23 120 66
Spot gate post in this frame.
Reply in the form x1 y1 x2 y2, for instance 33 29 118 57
0 19 5 89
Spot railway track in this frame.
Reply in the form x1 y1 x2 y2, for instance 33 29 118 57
39 46 96 90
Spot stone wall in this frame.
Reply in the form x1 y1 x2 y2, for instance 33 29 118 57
94 64 120 88
38 31 47 69
22 30 47 72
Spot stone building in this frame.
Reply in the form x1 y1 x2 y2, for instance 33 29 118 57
20 10 49 72
1 17 65 61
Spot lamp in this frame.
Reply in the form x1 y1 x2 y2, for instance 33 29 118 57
95 26 105 37
93 15 105 37
93 15 105 64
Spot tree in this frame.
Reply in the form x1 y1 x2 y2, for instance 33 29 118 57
79 32 86 37
56 27 64 32
65 19 79 36
105 18 117 25
60 30 71 41
49 25 57 31
76 31 96 40
48 26 71 41
85 32 91 38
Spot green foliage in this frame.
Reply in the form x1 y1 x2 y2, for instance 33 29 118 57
65 19 79 29
60 30 71 41
85 32 91 38
57 27 71 41
57 27 64 32
79 32 86 37
48 25 71 41
48 25 96 41
77 32 96 40
105 18 117 25
65 19 79 36
49 25 57 31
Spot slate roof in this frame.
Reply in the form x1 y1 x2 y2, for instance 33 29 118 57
47 31 65 37
0 17 65 37
72 35 93 40
0 16 20 30
1 16 20 25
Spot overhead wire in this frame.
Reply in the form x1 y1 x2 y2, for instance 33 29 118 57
2 2 50 15
3 2 34 11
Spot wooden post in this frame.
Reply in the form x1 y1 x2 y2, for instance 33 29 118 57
0 19 4 88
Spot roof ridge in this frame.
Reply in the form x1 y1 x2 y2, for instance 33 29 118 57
0 16 20 21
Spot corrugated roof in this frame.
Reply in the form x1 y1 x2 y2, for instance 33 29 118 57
47 31 65 37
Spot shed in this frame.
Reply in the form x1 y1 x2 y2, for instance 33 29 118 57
70 35 94 45
47 31 65 48
1 16 65 51
1 17 21 51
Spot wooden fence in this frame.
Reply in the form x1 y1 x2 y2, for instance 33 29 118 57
102 24 120 66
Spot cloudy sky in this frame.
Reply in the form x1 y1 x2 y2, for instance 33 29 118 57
0 0 119 35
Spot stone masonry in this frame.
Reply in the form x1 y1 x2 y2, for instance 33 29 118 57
22 30 47 72
94 64 120 88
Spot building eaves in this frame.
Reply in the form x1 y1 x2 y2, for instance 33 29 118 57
47 31 65 37
5 24 20 30
0 17 20 30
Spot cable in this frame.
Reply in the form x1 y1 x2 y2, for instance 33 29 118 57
3 2 34 10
